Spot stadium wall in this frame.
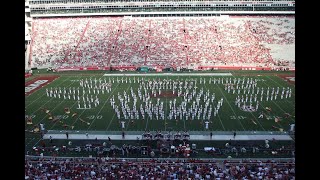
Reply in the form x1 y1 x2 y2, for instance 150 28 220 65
31 11 295 18
56 65 294 72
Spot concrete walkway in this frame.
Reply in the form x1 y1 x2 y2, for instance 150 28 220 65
43 134 292 141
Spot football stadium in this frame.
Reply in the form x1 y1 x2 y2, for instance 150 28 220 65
25 0 295 179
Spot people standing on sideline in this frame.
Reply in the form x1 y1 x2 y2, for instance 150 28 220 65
66 132 69 139
210 132 213 139
108 137 111 144
290 124 295 132
122 131 125 139
233 131 236 139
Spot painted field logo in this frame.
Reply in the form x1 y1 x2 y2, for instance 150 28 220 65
285 77 295 82
25 80 48 93
25 76 59 96
277 74 295 84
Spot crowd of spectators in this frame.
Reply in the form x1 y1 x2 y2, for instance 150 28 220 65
25 157 295 179
31 16 294 69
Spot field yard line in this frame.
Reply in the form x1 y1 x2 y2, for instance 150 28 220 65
43 87 82 130
203 80 225 131
184 76 191 131
231 98 266 131
123 85 136 131
144 87 157 131
183 111 186 131
25 137 35 146
105 113 117 131
230 75 266 130
262 99 295 124
265 76 295 96
260 77 295 123
144 111 149 131
51 90 91 130
67 102 90 129
26 76 71 108
87 83 121 131
31 138 43 149
165 84 168 131
247 111 266 131
216 82 246 131
26 77 80 131
216 113 226 131
256 100 285 130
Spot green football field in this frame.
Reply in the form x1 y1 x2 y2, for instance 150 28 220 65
25 71 295 133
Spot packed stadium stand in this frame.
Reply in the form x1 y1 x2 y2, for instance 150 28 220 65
30 15 294 69
25 156 295 179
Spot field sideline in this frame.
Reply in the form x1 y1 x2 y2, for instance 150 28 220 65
25 71 295 134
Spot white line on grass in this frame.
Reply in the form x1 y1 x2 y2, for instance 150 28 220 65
266 101 295 123
49 77 108 130
203 78 226 131
87 83 120 131
31 138 43 149
266 76 295 96
234 76 269 130
260 77 295 123
47 90 81 130
105 113 117 131
25 137 35 146
256 100 285 130
25 76 72 108
68 76 118 130
144 115 151 131
184 75 190 131
144 88 152 131
26 77 80 131
216 81 246 131
183 114 186 131
121 85 136 131
216 113 226 131
165 82 168 132
230 75 266 130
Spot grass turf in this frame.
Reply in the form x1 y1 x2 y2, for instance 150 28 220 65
25 71 295 133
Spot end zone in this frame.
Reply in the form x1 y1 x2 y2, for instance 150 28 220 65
25 76 59 96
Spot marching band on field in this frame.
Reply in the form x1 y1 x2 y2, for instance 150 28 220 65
44 76 293 129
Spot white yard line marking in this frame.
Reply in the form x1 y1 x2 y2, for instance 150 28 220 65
49 91 82 130
31 138 43 148
257 101 285 130
216 113 226 131
25 76 70 108
203 79 226 131
25 137 35 146
230 75 266 130
216 82 246 131
266 76 295 97
87 83 121 131
105 113 117 131
41 75 103 130
26 77 80 131
123 85 136 131
260 77 295 123
165 82 168 131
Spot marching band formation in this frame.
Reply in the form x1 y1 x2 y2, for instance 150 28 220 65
42 76 293 130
